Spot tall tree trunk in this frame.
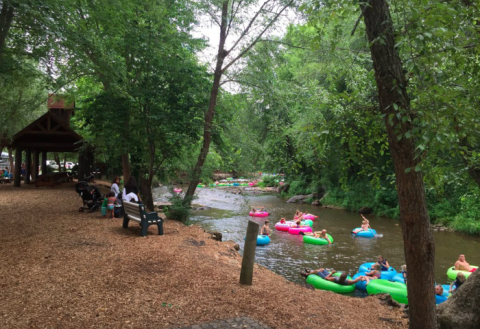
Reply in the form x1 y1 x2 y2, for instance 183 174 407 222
361 1 436 329
54 152 62 172
122 153 131 183
184 1 229 203
8 147 13 174
139 174 154 212
0 1 15 63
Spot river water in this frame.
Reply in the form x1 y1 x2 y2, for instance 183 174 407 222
153 186 480 296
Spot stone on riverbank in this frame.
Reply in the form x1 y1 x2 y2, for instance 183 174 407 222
436 269 480 329
286 194 313 203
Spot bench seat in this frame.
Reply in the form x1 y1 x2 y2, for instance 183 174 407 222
122 200 163 237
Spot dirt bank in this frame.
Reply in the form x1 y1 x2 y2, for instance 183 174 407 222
0 182 407 328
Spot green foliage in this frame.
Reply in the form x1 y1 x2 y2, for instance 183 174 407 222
261 175 278 187
165 188 194 224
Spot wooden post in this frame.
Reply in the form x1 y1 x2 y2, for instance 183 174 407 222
14 147 22 187
239 220 259 285
25 149 31 184
41 151 47 175
33 150 39 180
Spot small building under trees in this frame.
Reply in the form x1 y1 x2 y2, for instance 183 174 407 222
7 94 94 187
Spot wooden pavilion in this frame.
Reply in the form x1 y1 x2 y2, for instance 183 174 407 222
8 94 94 187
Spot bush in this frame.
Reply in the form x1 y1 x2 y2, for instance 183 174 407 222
448 190 480 235
165 188 195 224
151 176 161 188
288 179 310 196
261 175 278 187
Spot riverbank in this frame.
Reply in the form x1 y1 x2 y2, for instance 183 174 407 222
0 183 407 328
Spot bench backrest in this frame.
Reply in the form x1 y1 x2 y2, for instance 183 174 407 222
123 200 145 222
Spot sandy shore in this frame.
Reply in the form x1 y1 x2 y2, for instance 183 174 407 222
0 182 407 328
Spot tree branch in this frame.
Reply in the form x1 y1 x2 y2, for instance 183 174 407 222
222 0 294 74
226 0 272 54
351 6 367 36
226 0 245 37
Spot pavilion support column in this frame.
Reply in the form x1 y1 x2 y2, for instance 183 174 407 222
33 150 39 181
14 147 22 187
88 151 95 178
25 149 31 184
41 151 47 175
78 154 84 181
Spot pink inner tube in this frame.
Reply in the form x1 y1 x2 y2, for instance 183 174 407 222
173 188 182 193
303 214 317 220
288 226 313 235
275 221 295 232
249 211 269 217
248 182 255 186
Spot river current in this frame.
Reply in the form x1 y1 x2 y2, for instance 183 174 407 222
153 186 480 296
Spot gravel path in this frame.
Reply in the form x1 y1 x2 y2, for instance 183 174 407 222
0 182 407 328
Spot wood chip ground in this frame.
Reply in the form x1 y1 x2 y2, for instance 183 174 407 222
0 182 407 328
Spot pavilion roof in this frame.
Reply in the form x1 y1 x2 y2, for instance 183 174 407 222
9 111 83 152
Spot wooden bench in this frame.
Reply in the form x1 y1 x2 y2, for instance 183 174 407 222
122 200 164 237
0 178 12 184
35 172 71 187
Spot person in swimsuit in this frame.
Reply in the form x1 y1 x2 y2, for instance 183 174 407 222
261 220 271 236
375 255 390 271
301 268 365 285
435 285 448 304
455 254 476 272
364 264 382 284
308 229 331 244
107 191 116 219
449 272 466 293
252 206 265 213
401 265 407 284
280 218 286 224
333 272 365 285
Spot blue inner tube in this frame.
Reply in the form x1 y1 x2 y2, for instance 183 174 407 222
436 294 448 305
391 272 405 284
257 235 271 246
358 262 397 280
352 228 377 238
353 272 367 291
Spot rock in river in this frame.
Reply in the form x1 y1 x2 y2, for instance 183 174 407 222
437 269 480 329
286 194 313 203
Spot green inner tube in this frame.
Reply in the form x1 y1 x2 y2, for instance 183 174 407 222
306 272 354 293
366 279 408 305
301 219 313 227
303 234 333 245
447 266 478 280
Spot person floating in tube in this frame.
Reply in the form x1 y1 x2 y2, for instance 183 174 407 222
261 220 271 236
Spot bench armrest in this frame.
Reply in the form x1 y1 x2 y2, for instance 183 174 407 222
145 211 159 221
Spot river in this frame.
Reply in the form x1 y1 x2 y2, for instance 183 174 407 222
153 186 480 296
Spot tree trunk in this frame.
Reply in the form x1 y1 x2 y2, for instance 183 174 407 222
139 174 154 212
54 153 62 172
0 1 15 63
8 147 13 174
184 1 229 203
121 153 131 183
361 1 436 329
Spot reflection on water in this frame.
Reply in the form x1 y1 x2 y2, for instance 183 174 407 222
154 186 480 295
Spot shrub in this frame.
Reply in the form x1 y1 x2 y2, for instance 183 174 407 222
261 175 278 187
165 188 195 224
